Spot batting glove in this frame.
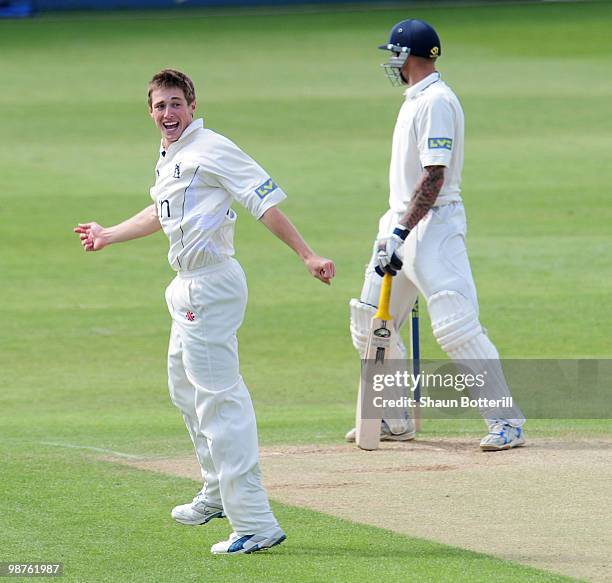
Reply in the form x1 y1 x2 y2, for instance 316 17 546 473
376 224 410 276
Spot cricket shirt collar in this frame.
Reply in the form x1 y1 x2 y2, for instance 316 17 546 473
404 71 441 100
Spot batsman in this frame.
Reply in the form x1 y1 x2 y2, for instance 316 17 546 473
346 19 525 451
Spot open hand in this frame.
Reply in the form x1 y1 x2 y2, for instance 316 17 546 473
73 222 109 252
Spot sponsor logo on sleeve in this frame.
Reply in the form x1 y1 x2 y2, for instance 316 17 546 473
254 178 278 199
428 137 453 151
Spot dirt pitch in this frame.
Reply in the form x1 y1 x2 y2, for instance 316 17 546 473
116 438 611 582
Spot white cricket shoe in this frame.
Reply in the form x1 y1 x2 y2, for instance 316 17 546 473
211 528 287 555
345 419 416 443
480 422 526 451
171 490 225 525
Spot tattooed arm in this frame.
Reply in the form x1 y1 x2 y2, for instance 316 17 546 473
376 165 445 275
399 165 445 230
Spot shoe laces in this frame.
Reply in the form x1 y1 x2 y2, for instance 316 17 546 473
488 421 508 435
192 490 207 504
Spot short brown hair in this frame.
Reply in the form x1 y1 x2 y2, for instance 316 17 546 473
147 69 196 108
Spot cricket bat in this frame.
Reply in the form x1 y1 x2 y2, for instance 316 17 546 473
355 273 396 450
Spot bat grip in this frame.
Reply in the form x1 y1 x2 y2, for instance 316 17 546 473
374 273 393 321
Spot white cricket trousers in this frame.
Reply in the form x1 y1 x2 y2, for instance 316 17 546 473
165 258 280 537
362 203 478 325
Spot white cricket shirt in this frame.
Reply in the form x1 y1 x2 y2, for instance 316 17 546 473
388 72 464 214
150 118 286 271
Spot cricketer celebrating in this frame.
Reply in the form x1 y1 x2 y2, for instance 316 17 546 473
75 69 335 554
347 20 525 450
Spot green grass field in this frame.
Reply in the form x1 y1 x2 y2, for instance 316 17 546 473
1 2 610 581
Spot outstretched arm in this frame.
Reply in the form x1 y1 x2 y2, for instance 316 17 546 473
259 206 336 285
74 204 161 252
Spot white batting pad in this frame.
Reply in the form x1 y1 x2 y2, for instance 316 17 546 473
429 290 484 355
349 299 377 358
429 290 524 426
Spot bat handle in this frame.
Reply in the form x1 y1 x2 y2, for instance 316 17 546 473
374 273 393 321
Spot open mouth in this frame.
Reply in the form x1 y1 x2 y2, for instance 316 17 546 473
163 121 180 131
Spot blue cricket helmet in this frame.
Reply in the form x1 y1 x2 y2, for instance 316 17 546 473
380 19 441 59
379 19 441 86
